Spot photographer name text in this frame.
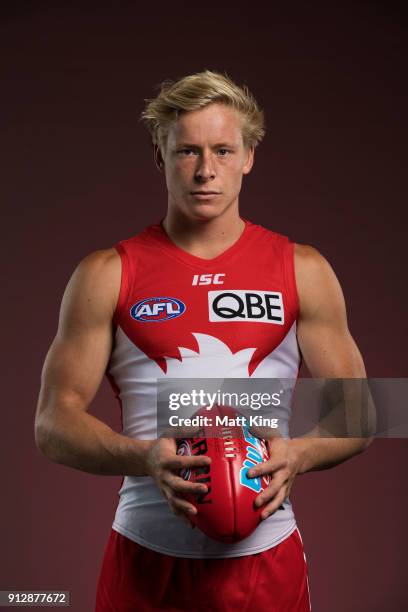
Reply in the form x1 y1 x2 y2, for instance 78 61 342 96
168 414 279 428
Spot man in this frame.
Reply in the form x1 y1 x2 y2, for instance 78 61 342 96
35 70 371 611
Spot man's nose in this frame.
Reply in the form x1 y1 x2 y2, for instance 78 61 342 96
195 152 216 181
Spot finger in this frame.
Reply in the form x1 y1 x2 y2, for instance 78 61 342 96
165 454 212 471
160 482 172 502
170 503 196 528
247 458 287 478
172 506 197 528
260 488 287 520
162 483 197 516
254 474 288 507
171 495 198 516
163 473 209 496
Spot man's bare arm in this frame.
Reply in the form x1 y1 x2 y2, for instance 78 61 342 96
35 249 210 517
250 245 374 518
292 244 373 474
34 249 151 475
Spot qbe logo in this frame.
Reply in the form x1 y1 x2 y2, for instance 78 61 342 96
208 290 284 324
130 297 186 322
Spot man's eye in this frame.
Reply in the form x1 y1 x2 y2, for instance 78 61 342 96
218 149 230 156
179 148 195 156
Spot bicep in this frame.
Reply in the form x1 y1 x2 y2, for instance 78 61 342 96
297 316 365 378
295 245 366 378
37 249 120 416
39 324 112 414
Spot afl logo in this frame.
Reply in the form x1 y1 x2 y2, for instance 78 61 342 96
177 440 192 481
130 297 186 322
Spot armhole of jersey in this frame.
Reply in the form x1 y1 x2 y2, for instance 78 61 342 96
112 242 130 327
283 240 300 321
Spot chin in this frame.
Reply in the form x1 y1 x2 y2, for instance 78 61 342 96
187 198 234 221
188 206 225 222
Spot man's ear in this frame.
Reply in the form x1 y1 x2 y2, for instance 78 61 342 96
154 145 165 172
243 146 255 175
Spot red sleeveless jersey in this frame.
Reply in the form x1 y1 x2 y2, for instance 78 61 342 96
108 218 301 558
113 218 299 378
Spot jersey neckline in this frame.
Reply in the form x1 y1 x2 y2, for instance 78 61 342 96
146 217 254 268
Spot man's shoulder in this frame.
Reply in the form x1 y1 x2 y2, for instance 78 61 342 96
79 247 120 269
293 244 344 320
294 243 323 260
65 248 121 318
74 248 121 284
294 243 331 277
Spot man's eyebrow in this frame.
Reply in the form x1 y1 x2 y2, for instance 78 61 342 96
212 142 237 148
175 142 237 148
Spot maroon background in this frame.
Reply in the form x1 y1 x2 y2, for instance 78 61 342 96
1 2 407 611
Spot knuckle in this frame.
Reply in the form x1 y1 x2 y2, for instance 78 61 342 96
174 480 190 494
174 456 184 468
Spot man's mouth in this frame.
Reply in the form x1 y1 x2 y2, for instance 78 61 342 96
190 191 221 199
191 189 220 195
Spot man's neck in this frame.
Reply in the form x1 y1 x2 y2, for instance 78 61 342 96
161 208 245 260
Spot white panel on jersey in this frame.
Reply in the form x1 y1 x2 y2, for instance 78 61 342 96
108 323 300 558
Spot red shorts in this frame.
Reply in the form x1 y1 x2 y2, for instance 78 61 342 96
95 528 311 611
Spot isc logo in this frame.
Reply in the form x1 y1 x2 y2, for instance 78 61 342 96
130 297 186 322
208 290 284 324
192 273 225 286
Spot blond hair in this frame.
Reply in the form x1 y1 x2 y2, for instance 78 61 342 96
141 70 265 149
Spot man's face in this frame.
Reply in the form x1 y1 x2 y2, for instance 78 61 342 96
159 103 254 221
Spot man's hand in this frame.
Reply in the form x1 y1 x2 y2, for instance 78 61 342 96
145 437 211 523
248 437 302 520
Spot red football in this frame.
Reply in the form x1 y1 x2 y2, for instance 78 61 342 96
176 405 270 543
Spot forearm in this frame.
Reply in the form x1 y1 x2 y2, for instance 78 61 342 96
35 404 153 476
290 435 372 475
